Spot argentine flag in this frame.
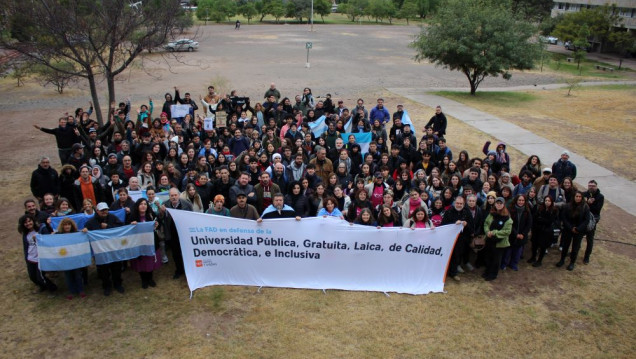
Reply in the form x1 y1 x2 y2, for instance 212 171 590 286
90 222 156 265
49 208 126 232
402 110 416 136
37 231 92 271
308 115 328 137
340 132 373 156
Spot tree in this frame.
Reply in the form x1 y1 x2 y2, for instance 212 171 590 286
1 0 191 125
398 0 418 25
240 2 258 23
197 0 238 23
34 61 78 94
609 30 636 69
286 0 312 22
511 0 553 22
270 0 287 23
553 5 621 52
314 0 333 23
415 0 440 19
368 0 396 23
410 0 540 95
342 0 369 22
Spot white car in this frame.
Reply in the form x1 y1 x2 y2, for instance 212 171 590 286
546 36 558 45
165 39 199 52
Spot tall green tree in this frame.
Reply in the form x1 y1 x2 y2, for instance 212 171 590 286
0 0 191 125
314 0 333 23
239 2 258 23
511 0 553 22
286 0 312 22
197 0 238 23
410 0 540 95
415 0 440 19
398 0 418 25
553 5 621 52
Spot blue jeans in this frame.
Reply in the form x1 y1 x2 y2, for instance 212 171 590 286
64 269 84 295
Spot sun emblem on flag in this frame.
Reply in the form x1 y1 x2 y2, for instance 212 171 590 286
121 239 128 246
59 248 68 256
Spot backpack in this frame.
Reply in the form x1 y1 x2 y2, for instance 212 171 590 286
586 210 596 232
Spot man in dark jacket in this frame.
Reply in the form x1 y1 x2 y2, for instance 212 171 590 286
160 188 194 279
33 117 80 164
84 202 124 296
425 105 447 138
552 151 577 183
30 157 60 201
441 196 474 281
583 180 604 264
465 194 486 270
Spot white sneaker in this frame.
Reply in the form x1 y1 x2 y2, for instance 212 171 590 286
465 263 475 271
457 265 465 273
559 246 563 252
162 255 169 264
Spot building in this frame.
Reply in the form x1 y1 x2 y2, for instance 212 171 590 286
551 1 636 30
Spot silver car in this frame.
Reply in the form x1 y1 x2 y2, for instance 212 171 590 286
165 39 199 52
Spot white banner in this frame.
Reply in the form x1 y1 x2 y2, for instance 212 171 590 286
170 104 191 118
203 117 215 131
167 210 462 295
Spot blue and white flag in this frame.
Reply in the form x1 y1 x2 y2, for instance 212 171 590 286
308 115 328 137
402 110 416 136
49 208 126 231
344 118 353 133
340 132 373 156
37 232 92 271
90 222 156 265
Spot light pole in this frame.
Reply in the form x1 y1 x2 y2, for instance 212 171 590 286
310 0 314 32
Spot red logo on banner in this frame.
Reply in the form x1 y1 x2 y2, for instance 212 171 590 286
195 260 203 267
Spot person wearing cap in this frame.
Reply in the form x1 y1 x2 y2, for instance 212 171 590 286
230 192 259 220
552 151 577 183
533 167 552 193
72 164 104 211
67 143 88 169
425 105 447 138
84 202 125 296
365 172 389 208
482 197 512 281
206 195 230 216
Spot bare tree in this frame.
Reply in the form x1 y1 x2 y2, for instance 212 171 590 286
0 0 192 125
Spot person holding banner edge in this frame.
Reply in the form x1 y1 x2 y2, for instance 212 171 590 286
160 188 193 279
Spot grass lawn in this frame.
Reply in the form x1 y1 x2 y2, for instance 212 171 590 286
537 52 634 79
1 91 635 358
193 12 424 26
433 85 636 181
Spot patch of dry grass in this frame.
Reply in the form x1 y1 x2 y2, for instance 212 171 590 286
436 85 636 180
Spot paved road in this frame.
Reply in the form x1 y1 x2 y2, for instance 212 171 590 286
388 87 636 217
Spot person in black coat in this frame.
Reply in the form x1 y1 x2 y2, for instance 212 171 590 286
501 194 532 271
284 181 309 217
528 196 559 267
557 191 590 271
582 180 604 264
159 188 194 279
465 194 486 270
30 157 60 201
425 105 447 138
442 196 474 281
83 203 124 296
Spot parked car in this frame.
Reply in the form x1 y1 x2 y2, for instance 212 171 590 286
564 41 591 52
165 39 199 52
546 36 558 45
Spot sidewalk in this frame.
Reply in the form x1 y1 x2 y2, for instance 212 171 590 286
388 87 636 217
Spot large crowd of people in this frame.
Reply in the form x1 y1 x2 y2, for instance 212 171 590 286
22 83 605 299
